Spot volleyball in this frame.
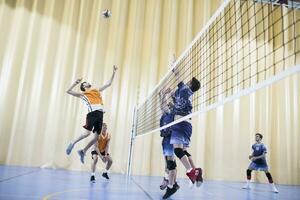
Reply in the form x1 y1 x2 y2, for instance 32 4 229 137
102 9 111 18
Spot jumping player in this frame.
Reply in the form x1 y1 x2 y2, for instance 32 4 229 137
65 65 117 164
159 88 180 199
242 133 279 193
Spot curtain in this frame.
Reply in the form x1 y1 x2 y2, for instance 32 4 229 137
0 0 223 174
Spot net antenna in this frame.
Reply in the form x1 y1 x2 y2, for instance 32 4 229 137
126 0 300 175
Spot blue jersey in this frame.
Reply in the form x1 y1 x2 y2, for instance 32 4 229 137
172 82 193 116
160 112 174 137
252 143 267 165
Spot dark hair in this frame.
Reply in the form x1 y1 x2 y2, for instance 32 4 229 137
80 82 87 91
190 77 201 92
255 133 263 139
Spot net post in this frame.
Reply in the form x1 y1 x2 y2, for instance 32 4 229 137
126 105 137 176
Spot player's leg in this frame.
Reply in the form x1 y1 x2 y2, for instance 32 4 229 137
183 147 202 187
67 111 94 155
105 154 113 171
242 168 252 189
160 159 169 190
173 144 192 170
162 137 179 199
264 170 278 193
100 153 112 179
90 152 98 183
160 140 169 190
78 133 99 164
66 130 91 155
78 112 103 163
166 156 176 187
163 156 178 199
183 148 195 168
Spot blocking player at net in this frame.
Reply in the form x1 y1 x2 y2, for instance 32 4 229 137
159 88 180 199
169 68 203 188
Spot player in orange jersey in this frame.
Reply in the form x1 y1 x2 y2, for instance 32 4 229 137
66 65 117 164
90 123 113 182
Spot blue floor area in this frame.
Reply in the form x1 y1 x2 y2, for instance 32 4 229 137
0 165 299 200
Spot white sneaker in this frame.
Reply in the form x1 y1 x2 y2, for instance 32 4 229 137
271 183 279 193
188 180 195 188
196 180 202 187
242 183 250 189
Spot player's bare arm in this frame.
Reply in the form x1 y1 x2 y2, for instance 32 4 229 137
66 78 83 98
99 65 118 92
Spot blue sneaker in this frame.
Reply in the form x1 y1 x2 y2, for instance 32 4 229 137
78 150 85 164
66 143 74 155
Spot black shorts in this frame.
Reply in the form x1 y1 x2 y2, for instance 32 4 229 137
91 150 109 158
83 110 103 134
100 151 109 156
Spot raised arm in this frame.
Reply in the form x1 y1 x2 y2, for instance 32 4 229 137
99 65 118 92
159 88 172 112
170 53 180 83
66 78 83 98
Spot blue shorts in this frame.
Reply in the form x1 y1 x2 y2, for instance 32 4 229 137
248 162 269 171
170 121 192 146
162 136 174 156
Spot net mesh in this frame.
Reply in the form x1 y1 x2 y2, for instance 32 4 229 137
135 0 300 136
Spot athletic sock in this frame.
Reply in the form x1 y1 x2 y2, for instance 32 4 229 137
164 172 169 180
91 172 95 176
186 168 193 173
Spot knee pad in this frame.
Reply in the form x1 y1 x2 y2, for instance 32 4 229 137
183 150 191 157
246 169 252 180
174 148 185 159
246 169 252 176
265 172 273 183
166 160 177 170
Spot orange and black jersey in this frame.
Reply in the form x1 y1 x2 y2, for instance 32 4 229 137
81 89 104 113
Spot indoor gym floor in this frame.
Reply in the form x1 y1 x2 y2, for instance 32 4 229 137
0 165 299 200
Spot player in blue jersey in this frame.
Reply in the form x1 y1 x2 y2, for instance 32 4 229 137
242 133 278 193
168 69 203 190
159 88 180 199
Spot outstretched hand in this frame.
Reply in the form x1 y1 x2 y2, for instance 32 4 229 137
113 65 118 72
164 88 172 94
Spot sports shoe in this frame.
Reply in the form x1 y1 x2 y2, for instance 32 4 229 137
271 183 279 193
242 182 250 189
188 180 195 188
66 143 74 155
160 178 169 190
77 150 85 164
102 172 109 179
163 186 178 199
186 168 197 184
90 175 96 183
195 168 203 187
174 182 180 190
